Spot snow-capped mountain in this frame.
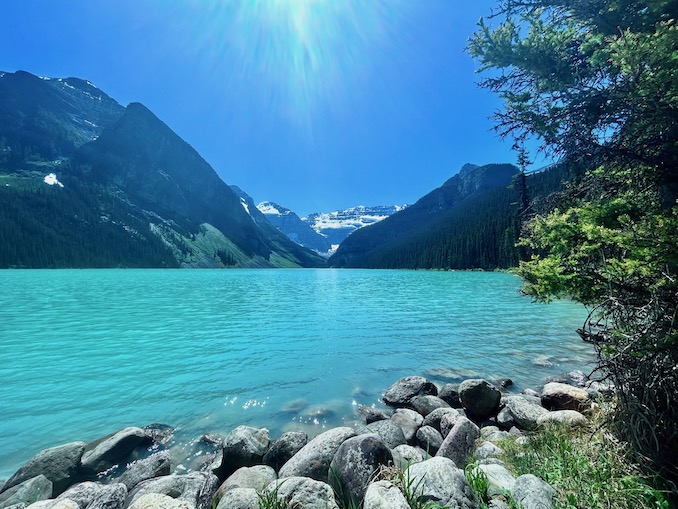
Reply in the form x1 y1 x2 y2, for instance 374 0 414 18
257 201 331 255
257 202 406 255
303 205 407 247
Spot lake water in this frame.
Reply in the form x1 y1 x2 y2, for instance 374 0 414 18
0 269 595 477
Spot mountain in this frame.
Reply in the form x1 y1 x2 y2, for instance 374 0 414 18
0 70 324 268
329 163 529 269
257 201 332 255
303 205 407 248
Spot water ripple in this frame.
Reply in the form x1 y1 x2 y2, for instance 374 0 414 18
0 269 593 476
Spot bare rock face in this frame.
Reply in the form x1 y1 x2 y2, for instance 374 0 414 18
1 442 86 496
328 434 393 506
383 377 438 407
278 427 356 481
540 383 592 412
458 380 501 420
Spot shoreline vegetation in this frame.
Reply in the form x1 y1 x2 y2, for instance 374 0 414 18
0 373 670 509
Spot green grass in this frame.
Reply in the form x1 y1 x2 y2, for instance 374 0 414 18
499 412 672 509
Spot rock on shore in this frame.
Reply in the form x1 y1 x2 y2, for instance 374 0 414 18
0 372 599 509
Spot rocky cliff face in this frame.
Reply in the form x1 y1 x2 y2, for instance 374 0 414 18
303 205 406 247
257 201 332 255
0 70 324 268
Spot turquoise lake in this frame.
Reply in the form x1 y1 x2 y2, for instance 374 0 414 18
0 269 595 477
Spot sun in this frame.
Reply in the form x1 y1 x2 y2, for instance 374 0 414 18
183 0 409 129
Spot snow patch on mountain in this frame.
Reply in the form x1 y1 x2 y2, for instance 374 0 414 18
257 201 292 216
303 205 407 234
240 197 251 215
43 173 64 188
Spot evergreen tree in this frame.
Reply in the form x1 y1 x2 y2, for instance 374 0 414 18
470 0 678 481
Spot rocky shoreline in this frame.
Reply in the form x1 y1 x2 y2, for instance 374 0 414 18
0 372 609 509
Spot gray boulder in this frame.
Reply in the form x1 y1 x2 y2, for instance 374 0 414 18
383 377 437 407
278 427 356 481
415 426 443 455
474 442 503 461
390 409 424 443
476 464 516 497
422 408 459 433
81 428 153 478
405 457 478 508
440 412 462 438
0 475 53 509
391 445 427 469
1 442 86 496
213 466 276 505
363 481 411 509
127 494 193 509
511 474 555 509
540 383 591 412
265 477 339 509
436 417 480 468
215 488 258 509
140 425 173 447
496 407 516 430
33 501 78 509
56 482 127 509
109 452 171 491
362 420 407 450
438 385 462 408
409 396 450 417
356 406 391 425
458 380 501 420
536 410 588 428
503 396 549 431
262 432 307 471
125 472 219 509
329 434 392 506
214 427 270 479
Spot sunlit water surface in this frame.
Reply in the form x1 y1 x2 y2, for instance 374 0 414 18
0 269 594 477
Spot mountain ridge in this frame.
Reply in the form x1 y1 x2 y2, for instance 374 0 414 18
0 70 324 269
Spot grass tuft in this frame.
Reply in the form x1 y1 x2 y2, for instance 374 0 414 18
499 410 672 509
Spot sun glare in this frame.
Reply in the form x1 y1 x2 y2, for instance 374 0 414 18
183 0 408 129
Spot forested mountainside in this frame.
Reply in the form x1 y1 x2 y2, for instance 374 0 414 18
0 70 324 268
329 163 571 270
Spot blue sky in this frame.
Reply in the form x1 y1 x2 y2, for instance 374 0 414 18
2 0 520 216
